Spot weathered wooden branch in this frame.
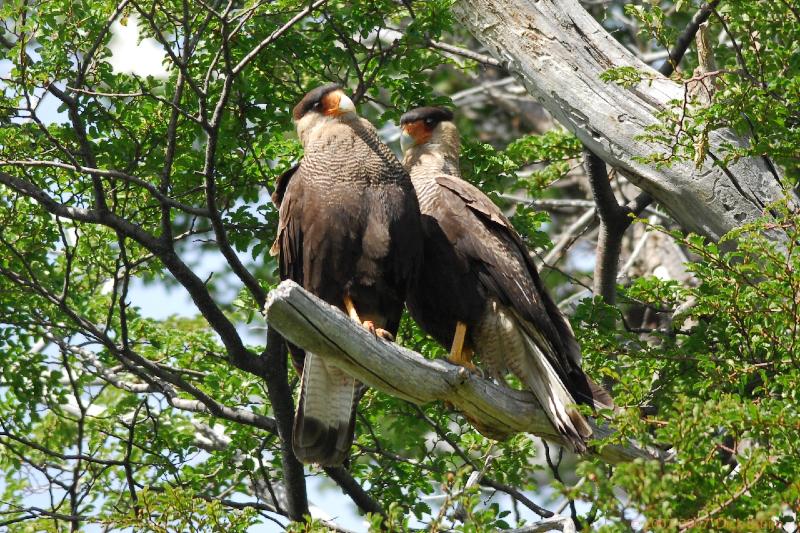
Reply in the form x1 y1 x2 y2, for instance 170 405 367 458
509 515 576 533
264 281 662 465
451 0 797 241
581 2 716 306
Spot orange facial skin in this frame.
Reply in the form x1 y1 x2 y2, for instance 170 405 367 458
402 120 433 145
321 90 343 116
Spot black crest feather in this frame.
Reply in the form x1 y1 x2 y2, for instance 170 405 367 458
400 106 454 125
292 83 342 120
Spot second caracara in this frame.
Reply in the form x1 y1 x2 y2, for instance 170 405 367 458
271 85 422 466
400 107 612 452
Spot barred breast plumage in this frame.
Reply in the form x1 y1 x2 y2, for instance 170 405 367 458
400 107 611 452
273 86 422 466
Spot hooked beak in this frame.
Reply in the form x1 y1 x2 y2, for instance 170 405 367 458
400 126 413 153
336 92 355 115
322 90 357 117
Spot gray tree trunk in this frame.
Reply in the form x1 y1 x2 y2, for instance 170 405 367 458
451 0 796 241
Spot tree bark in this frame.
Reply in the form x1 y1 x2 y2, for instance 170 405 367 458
264 281 663 465
451 0 796 241
262 327 309 521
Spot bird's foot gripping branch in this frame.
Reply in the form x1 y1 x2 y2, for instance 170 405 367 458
264 280 663 465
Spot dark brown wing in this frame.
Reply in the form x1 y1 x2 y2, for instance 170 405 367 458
273 160 374 301
406 211 485 348
269 163 307 373
272 161 362 466
433 175 596 400
273 121 422 466
270 163 306 283
271 164 299 208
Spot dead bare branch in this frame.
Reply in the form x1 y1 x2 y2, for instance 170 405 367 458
264 281 663 465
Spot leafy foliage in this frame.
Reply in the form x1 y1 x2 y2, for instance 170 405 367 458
602 0 800 181
0 0 798 531
574 204 800 531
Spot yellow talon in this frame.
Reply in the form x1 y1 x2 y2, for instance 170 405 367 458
448 321 476 370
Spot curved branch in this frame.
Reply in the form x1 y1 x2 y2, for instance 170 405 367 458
263 327 309 520
0 170 161 248
0 170 264 378
264 281 663 465
323 466 386 517
660 1 720 77
0 160 209 217
232 0 330 75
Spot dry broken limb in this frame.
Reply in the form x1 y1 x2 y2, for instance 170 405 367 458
451 0 797 242
264 280 664 465
582 1 717 305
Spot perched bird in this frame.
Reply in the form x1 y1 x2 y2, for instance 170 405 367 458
271 85 422 466
399 106 612 452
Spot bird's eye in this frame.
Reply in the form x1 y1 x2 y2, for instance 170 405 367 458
425 118 434 127
313 101 321 109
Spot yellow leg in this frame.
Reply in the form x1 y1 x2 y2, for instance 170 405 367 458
343 294 361 322
461 347 474 368
343 294 394 341
448 321 475 370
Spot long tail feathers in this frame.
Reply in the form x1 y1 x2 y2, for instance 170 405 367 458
517 333 593 454
584 375 615 411
293 352 359 466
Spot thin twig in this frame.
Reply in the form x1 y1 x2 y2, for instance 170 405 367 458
660 1 720 77
428 39 502 67
232 0 329 75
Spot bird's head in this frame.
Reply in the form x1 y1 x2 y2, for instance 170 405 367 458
293 83 357 144
399 106 458 155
